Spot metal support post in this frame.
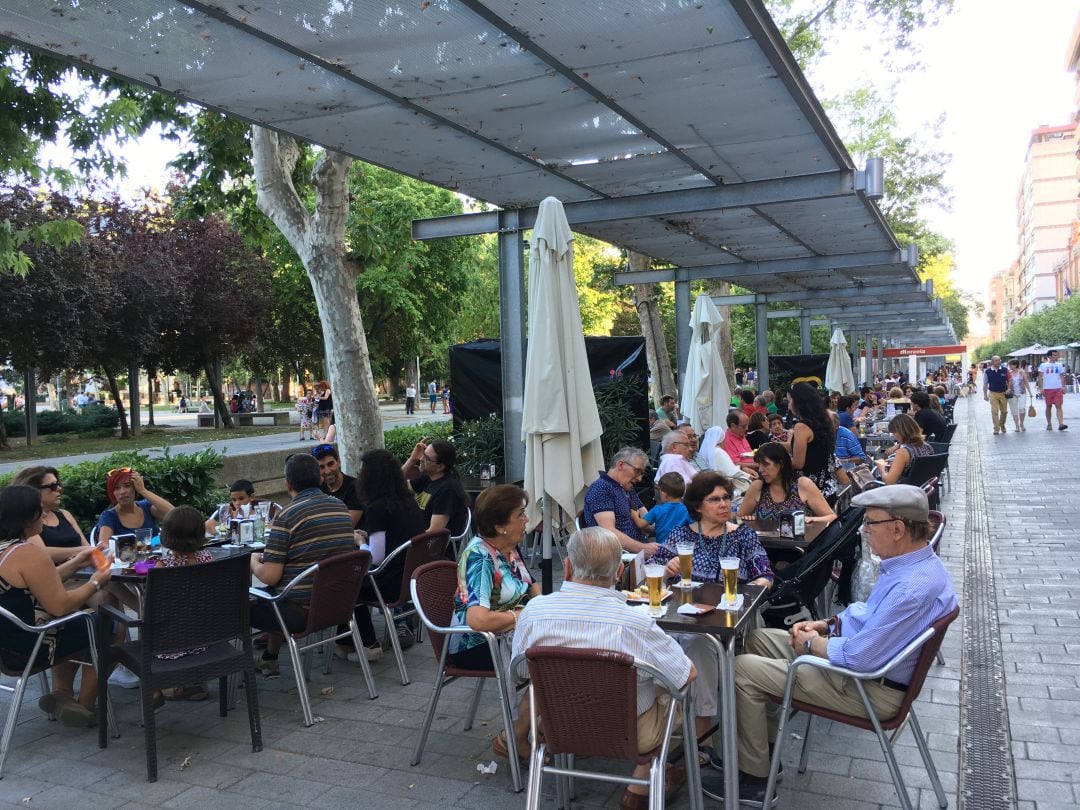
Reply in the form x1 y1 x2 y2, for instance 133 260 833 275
675 280 692 392
498 210 526 485
755 303 770 392
800 313 812 355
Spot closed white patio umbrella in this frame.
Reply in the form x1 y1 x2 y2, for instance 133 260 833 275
680 294 731 435
522 197 605 593
825 328 856 395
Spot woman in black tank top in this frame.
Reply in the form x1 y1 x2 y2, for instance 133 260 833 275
10 467 88 562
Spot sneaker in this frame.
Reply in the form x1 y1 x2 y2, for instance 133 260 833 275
108 665 141 689
255 652 280 678
396 621 416 651
1059 425 1069 431
701 765 778 808
334 643 381 663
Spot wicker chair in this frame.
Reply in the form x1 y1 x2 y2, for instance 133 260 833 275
764 607 960 810
0 607 115 777
250 549 377 727
515 646 702 810
360 529 449 685
410 560 523 793
96 553 262 781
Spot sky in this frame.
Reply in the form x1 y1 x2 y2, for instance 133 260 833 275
808 0 1077 310
38 0 1078 326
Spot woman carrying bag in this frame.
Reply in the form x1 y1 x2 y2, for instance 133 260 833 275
1006 359 1035 432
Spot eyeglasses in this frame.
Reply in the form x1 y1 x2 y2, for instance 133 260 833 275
39 481 62 492
311 444 335 457
422 453 438 463
703 494 732 504
622 461 646 477
861 517 902 531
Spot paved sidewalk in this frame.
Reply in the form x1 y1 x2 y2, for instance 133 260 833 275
0 393 1075 808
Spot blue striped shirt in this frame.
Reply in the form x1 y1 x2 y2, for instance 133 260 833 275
827 544 957 683
512 581 692 715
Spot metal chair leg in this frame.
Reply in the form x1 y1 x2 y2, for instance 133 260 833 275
411 666 448 765
909 710 948 808
493 664 523 792
798 713 814 773
648 755 663 810
525 741 545 810
464 679 485 730
857 681 915 810
285 636 315 727
349 621 378 699
380 601 410 685
0 671 31 777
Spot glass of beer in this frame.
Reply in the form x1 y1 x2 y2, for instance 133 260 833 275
720 557 740 606
644 564 666 615
675 540 695 584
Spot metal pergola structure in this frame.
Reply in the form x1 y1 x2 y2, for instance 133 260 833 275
0 0 956 489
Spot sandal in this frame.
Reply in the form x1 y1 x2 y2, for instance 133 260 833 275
491 731 530 764
162 685 210 701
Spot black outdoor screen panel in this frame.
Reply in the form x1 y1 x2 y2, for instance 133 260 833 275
768 354 831 395
448 336 650 453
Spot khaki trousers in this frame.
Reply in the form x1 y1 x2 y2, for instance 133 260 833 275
988 391 1008 431
734 629 904 777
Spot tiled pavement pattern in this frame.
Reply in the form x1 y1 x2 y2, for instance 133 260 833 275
0 391 1074 808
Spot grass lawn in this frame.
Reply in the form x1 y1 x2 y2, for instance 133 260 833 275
0 425 295 463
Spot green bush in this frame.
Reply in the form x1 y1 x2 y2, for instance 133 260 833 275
382 421 453 463
452 415 504 475
3 404 119 438
0 446 225 534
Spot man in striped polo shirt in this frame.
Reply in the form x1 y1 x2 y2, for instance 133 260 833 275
250 453 355 677
513 526 697 808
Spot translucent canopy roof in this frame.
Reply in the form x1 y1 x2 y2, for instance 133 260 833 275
0 0 954 340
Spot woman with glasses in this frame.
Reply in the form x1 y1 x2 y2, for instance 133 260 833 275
95 468 175 547
10 467 88 563
648 471 772 758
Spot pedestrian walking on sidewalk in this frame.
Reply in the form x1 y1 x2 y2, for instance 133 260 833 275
1037 349 1068 432
1006 359 1034 432
983 355 1009 435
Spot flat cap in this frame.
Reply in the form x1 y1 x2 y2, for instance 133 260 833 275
852 484 928 523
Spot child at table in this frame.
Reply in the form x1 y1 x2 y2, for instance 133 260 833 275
156 506 213 702
632 472 691 545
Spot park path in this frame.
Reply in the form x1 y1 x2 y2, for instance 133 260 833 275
0 403 450 474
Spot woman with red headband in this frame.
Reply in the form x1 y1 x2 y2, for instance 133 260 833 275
96 468 174 547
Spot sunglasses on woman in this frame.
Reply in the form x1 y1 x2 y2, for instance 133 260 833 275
39 481 62 492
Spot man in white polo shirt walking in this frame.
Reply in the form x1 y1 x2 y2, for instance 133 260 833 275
1037 349 1068 431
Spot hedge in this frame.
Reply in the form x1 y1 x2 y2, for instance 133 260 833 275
0 447 225 534
3 404 119 438
382 421 453 463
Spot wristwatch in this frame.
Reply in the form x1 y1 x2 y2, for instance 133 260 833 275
803 637 814 655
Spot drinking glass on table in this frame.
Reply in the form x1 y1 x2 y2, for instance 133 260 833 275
133 527 153 560
720 557 740 606
675 540 695 585
644 564 666 616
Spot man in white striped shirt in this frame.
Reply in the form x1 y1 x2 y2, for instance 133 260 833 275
730 485 957 805
512 527 697 809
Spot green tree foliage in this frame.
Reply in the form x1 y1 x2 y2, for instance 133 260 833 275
0 48 187 274
975 297 1080 361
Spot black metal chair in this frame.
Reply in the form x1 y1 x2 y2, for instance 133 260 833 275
97 554 262 781
901 453 950 494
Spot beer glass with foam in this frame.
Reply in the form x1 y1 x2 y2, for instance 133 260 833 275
644 564 665 611
720 557 740 605
676 540 695 583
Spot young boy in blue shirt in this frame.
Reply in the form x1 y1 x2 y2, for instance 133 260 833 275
632 472 691 545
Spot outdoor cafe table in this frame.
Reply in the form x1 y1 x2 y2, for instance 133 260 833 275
655 582 769 806
73 545 258 612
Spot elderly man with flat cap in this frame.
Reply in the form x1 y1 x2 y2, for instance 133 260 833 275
720 485 957 804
